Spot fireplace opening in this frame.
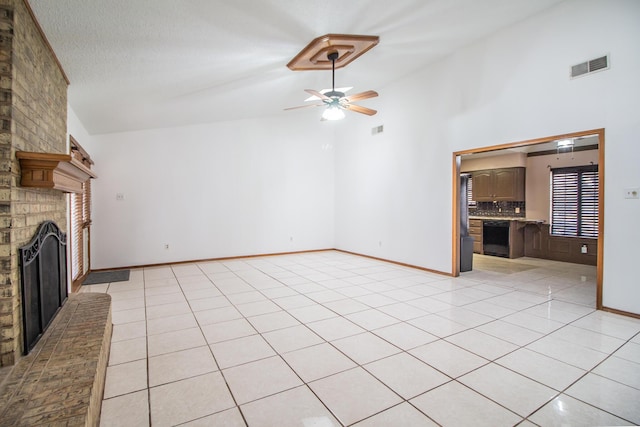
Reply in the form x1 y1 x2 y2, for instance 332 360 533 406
19 221 68 354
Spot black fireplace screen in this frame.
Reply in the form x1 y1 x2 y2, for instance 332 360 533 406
19 221 68 354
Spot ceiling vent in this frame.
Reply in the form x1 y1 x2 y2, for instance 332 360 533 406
571 55 609 79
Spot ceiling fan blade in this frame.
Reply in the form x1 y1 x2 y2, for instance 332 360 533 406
344 90 378 103
284 103 323 111
304 89 331 101
344 104 377 116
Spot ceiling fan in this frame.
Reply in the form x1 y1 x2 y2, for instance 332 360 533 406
285 51 378 120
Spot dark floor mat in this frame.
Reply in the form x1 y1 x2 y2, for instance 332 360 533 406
82 270 130 285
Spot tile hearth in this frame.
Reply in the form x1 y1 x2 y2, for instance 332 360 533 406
86 251 640 426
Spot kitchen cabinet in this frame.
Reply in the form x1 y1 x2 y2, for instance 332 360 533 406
524 223 597 265
469 219 483 254
472 167 525 202
509 220 525 259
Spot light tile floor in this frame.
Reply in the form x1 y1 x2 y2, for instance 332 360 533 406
85 251 640 426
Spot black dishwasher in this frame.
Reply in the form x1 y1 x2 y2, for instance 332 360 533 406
483 220 510 257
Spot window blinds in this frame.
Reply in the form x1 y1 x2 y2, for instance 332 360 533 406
467 176 476 208
71 191 83 280
551 165 598 238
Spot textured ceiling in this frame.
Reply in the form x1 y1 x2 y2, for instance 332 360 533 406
28 0 565 135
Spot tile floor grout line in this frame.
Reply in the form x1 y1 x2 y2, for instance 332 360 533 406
198 259 345 424
175 263 252 426
232 258 354 425
522 335 639 427
99 252 640 426
135 269 154 427
418 293 624 423
215 257 413 425
273 269 470 426
382 259 611 421
453 378 531 422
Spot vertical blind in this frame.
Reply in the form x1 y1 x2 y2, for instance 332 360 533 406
551 165 598 238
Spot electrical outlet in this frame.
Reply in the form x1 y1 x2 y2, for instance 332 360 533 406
581 244 588 254
116 193 124 201
624 188 639 199
164 244 169 250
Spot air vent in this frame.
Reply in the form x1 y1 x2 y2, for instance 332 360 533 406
571 55 609 79
371 125 384 135
589 55 608 72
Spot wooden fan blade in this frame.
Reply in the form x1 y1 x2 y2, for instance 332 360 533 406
344 104 377 116
304 89 331 101
284 103 323 111
344 90 378 103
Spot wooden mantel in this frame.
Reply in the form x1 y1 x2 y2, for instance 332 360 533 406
16 151 97 193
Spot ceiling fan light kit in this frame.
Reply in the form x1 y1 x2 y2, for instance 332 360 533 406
286 35 379 121
322 105 346 121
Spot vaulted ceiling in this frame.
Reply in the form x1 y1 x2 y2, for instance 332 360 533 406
28 0 564 135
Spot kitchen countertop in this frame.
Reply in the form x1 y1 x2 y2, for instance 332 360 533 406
469 216 546 223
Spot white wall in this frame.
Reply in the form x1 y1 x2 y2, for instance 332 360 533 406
335 0 640 314
68 106 95 149
334 89 454 273
71 115 336 269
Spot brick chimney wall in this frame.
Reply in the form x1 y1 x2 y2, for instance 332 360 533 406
0 0 67 366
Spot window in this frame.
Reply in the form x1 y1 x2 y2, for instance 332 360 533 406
71 180 91 281
467 175 476 208
551 165 598 238
69 136 94 286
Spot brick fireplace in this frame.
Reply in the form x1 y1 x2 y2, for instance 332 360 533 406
0 0 68 366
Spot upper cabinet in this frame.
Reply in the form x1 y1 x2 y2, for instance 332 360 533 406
472 167 525 202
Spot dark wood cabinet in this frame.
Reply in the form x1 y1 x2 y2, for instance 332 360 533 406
524 223 597 265
471 167 525 202
469 219 483 254
509 221 525 259
471 171 492 201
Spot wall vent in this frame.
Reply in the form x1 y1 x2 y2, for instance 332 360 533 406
371 125 384 135
571 55 609 79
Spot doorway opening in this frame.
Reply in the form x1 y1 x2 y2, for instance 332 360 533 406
451 129 604 309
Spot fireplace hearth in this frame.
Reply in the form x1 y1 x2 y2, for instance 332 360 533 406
19 221 68 354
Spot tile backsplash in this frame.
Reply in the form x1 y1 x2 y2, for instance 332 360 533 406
470 201 525 217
